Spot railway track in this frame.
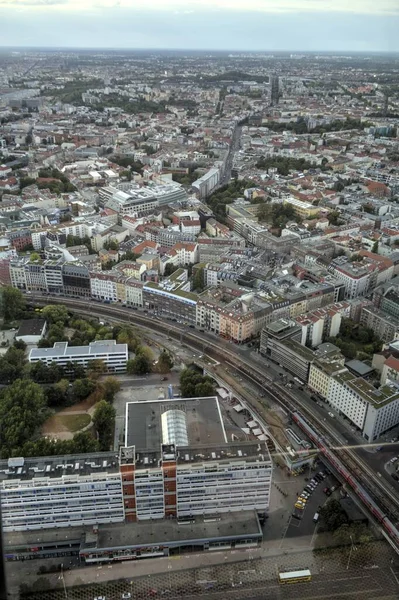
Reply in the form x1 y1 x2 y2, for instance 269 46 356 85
31 297 399 533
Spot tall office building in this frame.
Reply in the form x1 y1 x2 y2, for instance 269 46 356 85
1 397 272 563
270 74 279 106
124 396 272 521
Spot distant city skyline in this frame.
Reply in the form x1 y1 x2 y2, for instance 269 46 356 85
0 0 398 52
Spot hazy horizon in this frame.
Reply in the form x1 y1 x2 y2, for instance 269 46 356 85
0 1 398 53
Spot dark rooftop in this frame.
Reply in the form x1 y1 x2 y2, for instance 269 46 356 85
345 359 374 377
125 396 227 451
90 510 262 549
16 318 46 338
0 453 119 484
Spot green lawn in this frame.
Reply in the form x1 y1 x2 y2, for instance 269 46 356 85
58 413 91 433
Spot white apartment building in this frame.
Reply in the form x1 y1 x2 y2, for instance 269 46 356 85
125 397 272 522
196 300 221 334
318 369 399 442
180 221 201 235
25 263 47 292
125 279 144 307
9 259 27 289
173 243 199 266
31 230 47 251
29 340 128 373
0 453 125 532
308 359 347 400
332 265 370 299
44 260 64 293
192 168 220 199
90 272 118 302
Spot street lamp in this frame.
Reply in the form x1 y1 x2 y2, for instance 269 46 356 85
346 534 357 570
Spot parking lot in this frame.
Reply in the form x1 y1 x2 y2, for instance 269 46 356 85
280 468 340 549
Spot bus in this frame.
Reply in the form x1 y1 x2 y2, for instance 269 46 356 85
278 569 311 585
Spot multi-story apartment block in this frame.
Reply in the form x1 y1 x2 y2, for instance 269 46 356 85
360 305 399 343
90 271 118 302
62 262 91 298
44 259 64 294
329 259 371 299
9 258 28 290
25 262 47 293
381 356 399 385
1 453 125 532
125 279 144 307
191 168 220 199
260 319 314 382
29 340 128 372
124 397 272 521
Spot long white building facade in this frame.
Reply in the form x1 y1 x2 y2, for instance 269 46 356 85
29 340 128 372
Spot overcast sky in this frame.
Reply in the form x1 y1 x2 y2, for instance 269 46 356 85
0 0 398 52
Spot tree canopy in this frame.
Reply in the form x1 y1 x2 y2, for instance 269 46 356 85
93 400 116 451
320 499 349 531
180 367 216 398
1 286 26 322
157 351 174 374
0 380 48 457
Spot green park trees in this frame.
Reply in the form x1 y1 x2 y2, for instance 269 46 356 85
100 376 121 403
180 367 216 398
319 499 348 531
93 400 116 451
0 380 48 457
157 350 174 374
1 286 26 322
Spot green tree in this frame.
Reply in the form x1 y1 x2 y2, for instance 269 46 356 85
72 378 95 400
127 354 152 375
13 339 27 351
30 361 64 383
103 239 119 251
0 380 47 457
0 346 28 383
1 287 26 322
93 400 116 451
87 358 107 376
180 367 216 398
116 326 140 351
320 499 349 531
46 378 70 407
100 376 121 403
164 263 179 277
371 240 379 254
41 304 70 325
192 268 204 292
157 350 174 374
333 523 373 546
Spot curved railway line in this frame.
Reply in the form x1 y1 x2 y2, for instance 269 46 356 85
31 296 399 551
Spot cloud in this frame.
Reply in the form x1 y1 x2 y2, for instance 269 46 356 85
0 0 398 15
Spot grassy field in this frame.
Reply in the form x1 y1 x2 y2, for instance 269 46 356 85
57 413 91 432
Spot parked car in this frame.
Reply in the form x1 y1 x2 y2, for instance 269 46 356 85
295 502 304 510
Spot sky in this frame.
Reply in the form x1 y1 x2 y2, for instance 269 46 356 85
0 0 398 52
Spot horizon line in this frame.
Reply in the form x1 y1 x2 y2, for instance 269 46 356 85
0 46 398 55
